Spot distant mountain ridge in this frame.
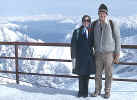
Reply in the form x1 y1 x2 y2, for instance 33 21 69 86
0 14 137 89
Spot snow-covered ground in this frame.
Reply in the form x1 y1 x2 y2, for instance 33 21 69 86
0 77 137 100
0 14 137 99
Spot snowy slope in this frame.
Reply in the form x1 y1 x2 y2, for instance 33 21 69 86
0 16 74 89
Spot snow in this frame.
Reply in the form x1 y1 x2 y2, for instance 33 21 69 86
0 77 137 100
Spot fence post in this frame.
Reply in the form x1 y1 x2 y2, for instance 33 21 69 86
15 44 19 84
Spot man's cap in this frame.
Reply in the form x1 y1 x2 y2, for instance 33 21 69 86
98 3 108 14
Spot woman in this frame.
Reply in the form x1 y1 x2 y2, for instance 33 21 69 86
71 15 96 97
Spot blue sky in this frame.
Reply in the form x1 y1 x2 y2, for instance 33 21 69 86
1 0 137 17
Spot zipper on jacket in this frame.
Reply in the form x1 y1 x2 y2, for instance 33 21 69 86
100 23 103 51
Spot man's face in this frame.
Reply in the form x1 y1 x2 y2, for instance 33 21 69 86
82 17 90 27
98 11 107 22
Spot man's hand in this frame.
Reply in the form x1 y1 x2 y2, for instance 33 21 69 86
113 54 120 64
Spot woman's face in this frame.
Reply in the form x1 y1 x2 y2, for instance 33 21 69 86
98 11 107 22
82 17 90 27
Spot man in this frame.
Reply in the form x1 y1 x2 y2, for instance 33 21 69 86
71 15 96 97
91 4 120 98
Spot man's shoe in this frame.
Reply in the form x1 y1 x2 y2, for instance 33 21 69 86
91 90 101 97
104 92 110 99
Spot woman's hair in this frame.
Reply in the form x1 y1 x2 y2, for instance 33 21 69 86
82 15 91 22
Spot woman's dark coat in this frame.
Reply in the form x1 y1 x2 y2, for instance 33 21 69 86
71 26 96 75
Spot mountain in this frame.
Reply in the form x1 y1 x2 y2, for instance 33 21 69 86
0 14 137 90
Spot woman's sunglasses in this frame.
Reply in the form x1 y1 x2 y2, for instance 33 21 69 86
83 19 90 22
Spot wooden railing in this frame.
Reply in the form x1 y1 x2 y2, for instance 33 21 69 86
0 42 137 84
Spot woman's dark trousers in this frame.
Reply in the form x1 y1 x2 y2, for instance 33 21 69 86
78 75 89 97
